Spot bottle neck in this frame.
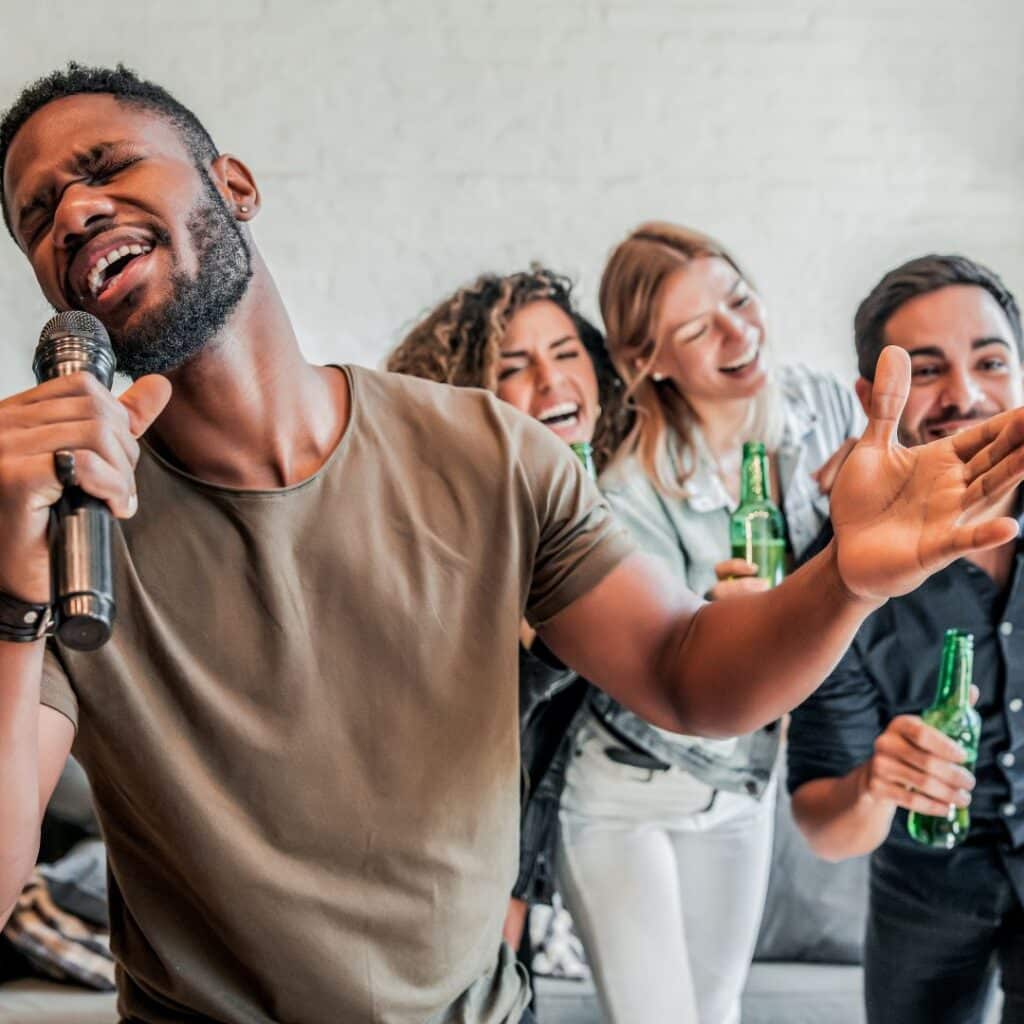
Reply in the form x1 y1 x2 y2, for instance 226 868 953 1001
570 441 597 481
934 635 974 710
740 449 772 505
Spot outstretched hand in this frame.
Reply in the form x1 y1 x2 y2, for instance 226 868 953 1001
831 346 1024 601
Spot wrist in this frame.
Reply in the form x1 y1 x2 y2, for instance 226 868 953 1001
0 590 53 644
0 555 51 607
822 539 886 615
854 760 893 812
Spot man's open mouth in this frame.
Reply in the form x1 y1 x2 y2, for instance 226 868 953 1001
720 342 759 374
537 402 581 428
87 244 153 299
67 232 157 308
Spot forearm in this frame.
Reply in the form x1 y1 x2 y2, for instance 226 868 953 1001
0 641 47 926
791 766 896 861
664 540 880 737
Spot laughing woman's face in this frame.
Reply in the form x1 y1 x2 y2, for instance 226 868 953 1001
646 257 768 405
496 300 600 445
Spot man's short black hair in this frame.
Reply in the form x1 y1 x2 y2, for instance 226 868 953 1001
854 254 1023 380
0 62 219 237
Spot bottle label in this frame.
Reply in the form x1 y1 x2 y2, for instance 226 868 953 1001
731 510 785 586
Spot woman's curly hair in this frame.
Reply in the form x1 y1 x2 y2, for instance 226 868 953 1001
387 266 632 470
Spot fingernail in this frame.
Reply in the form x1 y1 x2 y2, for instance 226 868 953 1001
952 744 968 762
127 492 138 517
957 790 972 806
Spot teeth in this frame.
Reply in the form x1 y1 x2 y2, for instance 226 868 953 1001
85 243 152 298
721 343 759 372
538 403 580 422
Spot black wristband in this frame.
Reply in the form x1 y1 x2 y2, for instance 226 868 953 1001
0 589 53 643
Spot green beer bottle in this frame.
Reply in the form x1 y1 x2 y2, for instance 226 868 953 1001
570 441 598 481
729 441 786 586
907 629 980 849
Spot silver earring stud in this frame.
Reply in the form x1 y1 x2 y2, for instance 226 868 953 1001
652 372 666 382
239 205 249 213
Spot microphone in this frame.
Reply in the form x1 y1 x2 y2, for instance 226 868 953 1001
32 312 117 651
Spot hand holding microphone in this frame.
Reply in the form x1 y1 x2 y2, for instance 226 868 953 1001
0 312 170 649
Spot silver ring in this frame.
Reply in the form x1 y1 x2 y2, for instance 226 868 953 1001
53 449 78 489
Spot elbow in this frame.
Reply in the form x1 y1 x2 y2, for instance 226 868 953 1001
791 815 842 862
656 606 784 739
805 836 856 864
790 802 862 863
661 694 772 740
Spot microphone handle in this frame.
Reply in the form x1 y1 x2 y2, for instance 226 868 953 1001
33 316 117 652
51 485 114 651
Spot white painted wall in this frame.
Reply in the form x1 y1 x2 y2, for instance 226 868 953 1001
1 0 1021 395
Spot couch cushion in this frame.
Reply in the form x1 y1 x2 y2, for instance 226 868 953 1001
536 967 868 1024
38 841 107 929
743 962 865 1024
46 759 99 835
753 754 870 964
0 979 116 1024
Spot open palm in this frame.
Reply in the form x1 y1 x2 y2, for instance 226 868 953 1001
831 347 1024 601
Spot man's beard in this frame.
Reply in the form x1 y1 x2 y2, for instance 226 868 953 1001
898 408 994 447
109 176 253 380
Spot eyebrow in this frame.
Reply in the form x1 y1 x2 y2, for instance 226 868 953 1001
907 337 1013 359
16 141 135 234
668 274 743 334
500 334 577 359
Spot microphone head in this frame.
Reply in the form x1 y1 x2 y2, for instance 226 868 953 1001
33 311 116 388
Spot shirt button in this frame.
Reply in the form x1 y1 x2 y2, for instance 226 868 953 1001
1012 699 1024 713
1003 803 1018 817
1002 752 1017 768
1001 621 1014 637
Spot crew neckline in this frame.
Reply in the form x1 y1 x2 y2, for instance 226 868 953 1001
139 364 357 498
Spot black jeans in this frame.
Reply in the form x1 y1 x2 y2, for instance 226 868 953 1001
866 840 1024 1024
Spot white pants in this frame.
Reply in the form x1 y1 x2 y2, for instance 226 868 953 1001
557 716 775 1024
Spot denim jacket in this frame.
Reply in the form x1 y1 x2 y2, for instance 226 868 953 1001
515 641 588 903
587 364 864 798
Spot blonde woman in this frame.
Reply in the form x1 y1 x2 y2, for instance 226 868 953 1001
557 222 863 1024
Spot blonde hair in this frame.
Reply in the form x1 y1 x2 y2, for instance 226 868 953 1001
599 221 783 497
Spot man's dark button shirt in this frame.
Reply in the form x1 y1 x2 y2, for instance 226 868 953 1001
788 518 1024 850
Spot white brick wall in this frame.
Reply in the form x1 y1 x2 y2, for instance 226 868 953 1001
1 0 1022 395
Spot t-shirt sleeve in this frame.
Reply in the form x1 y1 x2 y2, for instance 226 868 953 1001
40 643 79 732
518 420 635 628
786 636 884 795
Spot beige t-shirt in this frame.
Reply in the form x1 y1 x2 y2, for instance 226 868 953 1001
40 366 632 1024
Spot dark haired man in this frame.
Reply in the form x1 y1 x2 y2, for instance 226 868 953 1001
1 67 1024 1024
789 255 1024 1024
